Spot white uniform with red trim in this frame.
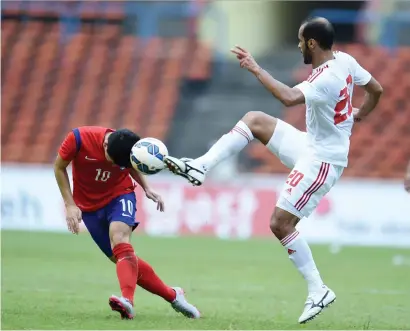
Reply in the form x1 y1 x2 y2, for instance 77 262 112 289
268 51 372 218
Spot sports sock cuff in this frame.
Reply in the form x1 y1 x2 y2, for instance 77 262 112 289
280 230 300 246
232 121 254 142
113 243 134 257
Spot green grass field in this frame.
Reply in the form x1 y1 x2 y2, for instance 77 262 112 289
2 231 410 330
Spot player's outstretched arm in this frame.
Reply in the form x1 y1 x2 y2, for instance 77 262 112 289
354 77 383 122
231 45 305 107
130 169 165 212
255 69 305 107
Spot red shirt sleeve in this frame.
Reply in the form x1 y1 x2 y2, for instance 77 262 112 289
58 131 77 161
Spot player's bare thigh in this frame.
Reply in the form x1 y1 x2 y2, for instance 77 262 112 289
241 111 306 169
241 111 278 145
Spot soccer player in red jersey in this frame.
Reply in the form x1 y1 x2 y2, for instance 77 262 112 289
54 126 200 320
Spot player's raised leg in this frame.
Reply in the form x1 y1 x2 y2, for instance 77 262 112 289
165 111 280 185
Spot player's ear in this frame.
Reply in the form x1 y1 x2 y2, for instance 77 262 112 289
307 39 315 50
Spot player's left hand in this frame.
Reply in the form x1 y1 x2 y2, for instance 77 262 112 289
145 189 165 212
230 45 261 75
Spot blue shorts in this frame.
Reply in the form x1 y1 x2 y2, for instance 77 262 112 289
82 192 139 258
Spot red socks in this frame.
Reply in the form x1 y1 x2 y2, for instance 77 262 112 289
113 243 138 305
113 244 175 304
137 258 176 302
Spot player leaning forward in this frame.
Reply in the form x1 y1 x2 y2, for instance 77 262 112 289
54 126 200 319
165 17 383 323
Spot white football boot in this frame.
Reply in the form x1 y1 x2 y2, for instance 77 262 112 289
171 287 201 319
164 156 206 186
109 295 135 320
298 286 336 324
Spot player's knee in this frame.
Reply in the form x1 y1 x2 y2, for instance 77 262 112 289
243 111 267 132
109 221 132 246
242 111 277 144
111 232 130 247
269 214 282 238
269 210 296 240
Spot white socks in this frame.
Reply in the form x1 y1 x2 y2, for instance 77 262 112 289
195 121 254 171
281 231 325 293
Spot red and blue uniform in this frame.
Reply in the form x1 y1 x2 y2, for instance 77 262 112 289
59 126 138 257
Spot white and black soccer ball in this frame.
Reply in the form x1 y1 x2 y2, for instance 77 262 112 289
130 138 168 175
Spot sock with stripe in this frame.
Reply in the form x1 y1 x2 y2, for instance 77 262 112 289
137 258 176 302
280 230 325 293
195 120 254 171
113 243 138 305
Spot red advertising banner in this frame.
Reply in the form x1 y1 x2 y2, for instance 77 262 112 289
135 180 331 239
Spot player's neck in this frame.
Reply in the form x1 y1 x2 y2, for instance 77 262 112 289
311 51 334 69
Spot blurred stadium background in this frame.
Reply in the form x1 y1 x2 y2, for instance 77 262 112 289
1 1 410 330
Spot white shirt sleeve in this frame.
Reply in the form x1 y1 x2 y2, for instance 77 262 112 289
351 58 372 86
294 81 322 105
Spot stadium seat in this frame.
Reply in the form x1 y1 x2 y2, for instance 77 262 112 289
1 18 214 164
1 20 17 56
147 38 188 140
2 1 126 20
2 22 44 152
96 36 135 128
68 26 121 130
34 32 89 162
121 38 162 134
1 0 24 16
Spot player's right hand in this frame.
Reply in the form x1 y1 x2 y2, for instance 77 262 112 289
65 204 82 234
230 45 261 76
353 107 364 122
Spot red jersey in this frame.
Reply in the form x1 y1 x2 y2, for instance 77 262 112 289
58 126 135 212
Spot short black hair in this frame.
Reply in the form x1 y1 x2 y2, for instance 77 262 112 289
301 17 334 50
107 129 140 168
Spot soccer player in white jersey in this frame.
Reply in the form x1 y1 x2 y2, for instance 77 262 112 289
164 17 383 323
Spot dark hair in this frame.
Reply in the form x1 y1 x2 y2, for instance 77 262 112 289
107 129 140 168
301 17 334 50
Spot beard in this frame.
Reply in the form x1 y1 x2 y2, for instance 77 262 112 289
303 50 313 64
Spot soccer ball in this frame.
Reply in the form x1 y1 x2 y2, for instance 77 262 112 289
130 137 168 175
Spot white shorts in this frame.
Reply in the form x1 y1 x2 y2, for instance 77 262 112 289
267 120 344 218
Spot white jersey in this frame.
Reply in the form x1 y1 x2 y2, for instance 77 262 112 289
294 51 371 167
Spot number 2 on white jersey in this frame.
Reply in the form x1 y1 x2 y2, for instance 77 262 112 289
334 75 353 125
